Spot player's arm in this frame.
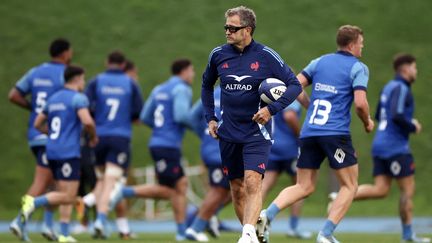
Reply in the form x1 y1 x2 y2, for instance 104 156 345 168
8 88 31 110
389 85 419 133
295 73 311 109
84 78 97 116
283 109 301 137
202 48 220 139
189 100 206 136
173 85 193 126
78 108 98 147
140 90 156 127
131 81 144 123
352 62 374 133
34 112 48 134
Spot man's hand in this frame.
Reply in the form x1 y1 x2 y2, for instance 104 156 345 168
412 118 422 134
364 117 375 133
89 136 99 148
208 120 219 139
252 107 271 125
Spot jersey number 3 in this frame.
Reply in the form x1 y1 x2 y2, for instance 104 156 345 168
309 99 332 125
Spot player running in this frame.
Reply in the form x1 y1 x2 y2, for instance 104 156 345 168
201 6 302 243
257 25 374 243
110 59 195 241
17 65 97 243
348 54 430 243
185 86 231 242
85 51 143 238
261 100 311 240
8 38 72 241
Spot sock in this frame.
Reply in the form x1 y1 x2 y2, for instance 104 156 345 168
122 187 135 198
116 217 130 234
97 212 107 224
321 220 337 236
43 209 54 228
34 196 49 208
83 193 96 207
402 224 413 240
190 217 208 233
177 222 186 236
242 224 255 236
60 222 69 236
266 203 281 222
289 216 299 230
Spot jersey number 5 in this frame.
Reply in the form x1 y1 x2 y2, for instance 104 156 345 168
154 104 165 127
35 92 47 114
309 99 332 125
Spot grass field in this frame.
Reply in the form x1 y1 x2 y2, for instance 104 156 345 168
2 233 429 243
1 0 432 220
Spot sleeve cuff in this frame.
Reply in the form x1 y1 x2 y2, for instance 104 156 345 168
353 86 367 91
205 115 218 123
15 86 27 96
301 71 312 85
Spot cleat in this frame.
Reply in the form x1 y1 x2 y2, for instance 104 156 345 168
256 210 270 243
238 232 260 243
286 229 312 239
316 231 340 243
10 217 29 241
327 192 338 214
109 182 124 211
21 195 35 224
207 216 220 238
403 234 431 243
58 235 78 242
93 219 108 239
185 228 209 242
119 232 137 240
41 223 58 241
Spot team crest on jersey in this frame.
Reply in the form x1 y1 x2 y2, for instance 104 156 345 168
226 75 251 82
250 61 259 71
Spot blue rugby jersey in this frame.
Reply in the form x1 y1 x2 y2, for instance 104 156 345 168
190 86 222 166
15 62 66 146
372 75 415 158
85 69 143 139
140 76 192 149
269 100 301 161
43 88 89 160
300 51 369 138
201 40 302 143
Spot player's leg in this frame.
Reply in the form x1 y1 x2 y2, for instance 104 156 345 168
56 180 80 241
171 176 189 240
318 135 358 242
186 166 230 241
261 170 280 199
287 172 312 239
354 175 392 199
115 199 133 239
230 178 245 223
398 175 415 240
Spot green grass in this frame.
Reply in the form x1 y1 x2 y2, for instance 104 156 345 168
1 0 432 219
2 233 430 243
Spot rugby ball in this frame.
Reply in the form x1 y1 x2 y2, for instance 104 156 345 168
258 78 287 104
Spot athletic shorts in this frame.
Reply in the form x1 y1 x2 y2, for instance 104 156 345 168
267 158 298 176
31 146 49 168
219 140 272 180
373 154 414 178
48 158 81 181
94 136 130 169
150 147 185 188
206 165 230 190
297 135 357 170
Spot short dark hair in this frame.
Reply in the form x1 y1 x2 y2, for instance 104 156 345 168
124 60 135 72
49 38 71 57
225 6 257 35
336 25 363 47
171 58 192 75
64 65 85 83
108 51 126 65
393 53 416 71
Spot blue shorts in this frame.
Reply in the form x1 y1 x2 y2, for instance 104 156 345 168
49 158 81 181
206 165 230 190
373 154 414 178
297 135 357 170
150 147 185 188
31 146 49 168
94 136 130 169
219 140 272 180
267 158 297 176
